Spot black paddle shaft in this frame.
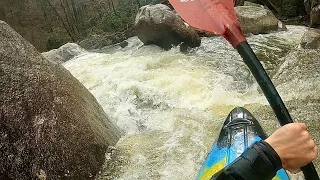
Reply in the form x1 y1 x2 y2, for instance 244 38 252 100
236 41 319 180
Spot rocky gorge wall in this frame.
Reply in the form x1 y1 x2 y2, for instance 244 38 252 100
0 21 121 179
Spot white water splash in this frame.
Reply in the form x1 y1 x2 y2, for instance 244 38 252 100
63 26 309 179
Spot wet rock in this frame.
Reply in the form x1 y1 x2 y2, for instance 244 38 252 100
134 4 201 50
300 28 320 49
119 40 129 48
0 21 122 179
273 49 320 95
235 5 283 34
304 0 320 27
277 21 288 31
42 43 87 64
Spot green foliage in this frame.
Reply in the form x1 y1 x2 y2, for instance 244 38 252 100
280 0 305 17
101 12 134 32
41 0 165 50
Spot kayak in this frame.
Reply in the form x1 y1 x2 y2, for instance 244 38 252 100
196 107 290 180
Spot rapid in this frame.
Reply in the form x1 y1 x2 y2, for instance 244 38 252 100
63 25 320 180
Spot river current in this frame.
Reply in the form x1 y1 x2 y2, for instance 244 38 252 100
63 25 318 180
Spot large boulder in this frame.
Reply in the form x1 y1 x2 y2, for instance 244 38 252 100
235 4 283 34
273 49 320 93
134 4 201 50
304 0 320 27
300 28 320 49
0 21 122 179
42 43 87 64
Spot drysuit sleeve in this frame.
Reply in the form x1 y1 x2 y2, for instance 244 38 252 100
210 140 282 180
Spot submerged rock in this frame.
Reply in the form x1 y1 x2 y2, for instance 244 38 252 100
300 28 320 49
42 43 87 64
119 40 129 48
0 21 122 179
134 4 201 50
235 5 283 34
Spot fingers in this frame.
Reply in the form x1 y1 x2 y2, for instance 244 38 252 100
304 133 317 161
307 139 316 149
292 123 307 132
269 122 318 173
310 145 318 160
284 123 307 134
297 123 307 130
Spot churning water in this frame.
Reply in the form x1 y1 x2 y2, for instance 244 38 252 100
63 25 318 180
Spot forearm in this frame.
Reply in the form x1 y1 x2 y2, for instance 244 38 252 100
210 140 282 180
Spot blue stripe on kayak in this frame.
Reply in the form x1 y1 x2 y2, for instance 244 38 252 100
277 169 290 180
196 135 290 180
196 143 228 180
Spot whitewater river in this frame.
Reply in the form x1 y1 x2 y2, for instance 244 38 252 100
63 26 320 180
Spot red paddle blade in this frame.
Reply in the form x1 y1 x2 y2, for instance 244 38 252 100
168 0 246 47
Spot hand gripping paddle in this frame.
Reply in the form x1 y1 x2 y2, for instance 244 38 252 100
168 0 319 179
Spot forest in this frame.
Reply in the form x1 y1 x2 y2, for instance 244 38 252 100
0 0 163 51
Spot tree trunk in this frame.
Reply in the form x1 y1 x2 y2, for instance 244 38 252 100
109 0 117 15
44 0 75 41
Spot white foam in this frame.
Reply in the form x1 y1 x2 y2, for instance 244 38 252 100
64 26 308 179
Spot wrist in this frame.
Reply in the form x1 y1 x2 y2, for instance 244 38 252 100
237 141 281 179
265 137 286 169
259 140 282 171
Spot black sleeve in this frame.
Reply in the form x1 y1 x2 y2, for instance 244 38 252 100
210 140 282 180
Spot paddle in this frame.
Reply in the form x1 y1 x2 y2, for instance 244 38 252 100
167 0 319 179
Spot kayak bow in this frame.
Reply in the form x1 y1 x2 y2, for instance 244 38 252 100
197 107 289 180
